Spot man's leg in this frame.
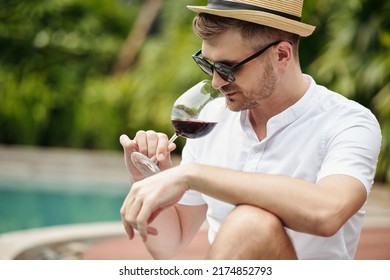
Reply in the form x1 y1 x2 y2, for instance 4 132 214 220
206 205 297 259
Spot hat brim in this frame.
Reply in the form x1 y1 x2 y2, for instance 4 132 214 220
187 5 315 37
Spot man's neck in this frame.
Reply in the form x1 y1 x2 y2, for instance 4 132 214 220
248 73 309 141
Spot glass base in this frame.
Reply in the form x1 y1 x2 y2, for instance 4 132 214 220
131 152 161 177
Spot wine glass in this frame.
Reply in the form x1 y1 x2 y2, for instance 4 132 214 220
131 80 225 177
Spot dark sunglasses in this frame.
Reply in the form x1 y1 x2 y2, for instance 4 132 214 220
192 40 282 83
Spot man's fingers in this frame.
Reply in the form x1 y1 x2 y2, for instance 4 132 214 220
121 217 135 240
120 200 135 240
119 134 132 149
155 132 170 161
136 197 160 242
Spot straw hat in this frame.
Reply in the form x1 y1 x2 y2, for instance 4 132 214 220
187 0 315 37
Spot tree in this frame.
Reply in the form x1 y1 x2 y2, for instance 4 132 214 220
112 0 163 75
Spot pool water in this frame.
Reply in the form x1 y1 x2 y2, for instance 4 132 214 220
0 178 128 234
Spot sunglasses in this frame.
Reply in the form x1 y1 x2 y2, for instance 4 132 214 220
192 40 282 83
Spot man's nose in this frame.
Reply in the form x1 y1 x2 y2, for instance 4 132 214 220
211 71 230 90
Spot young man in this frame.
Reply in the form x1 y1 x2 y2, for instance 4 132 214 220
119 0 381 259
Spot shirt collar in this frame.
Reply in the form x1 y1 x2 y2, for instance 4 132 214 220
240 74 317 140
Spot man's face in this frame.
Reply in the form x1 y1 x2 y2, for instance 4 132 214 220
200 29 278 112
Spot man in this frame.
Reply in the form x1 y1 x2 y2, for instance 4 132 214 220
119 0 381 259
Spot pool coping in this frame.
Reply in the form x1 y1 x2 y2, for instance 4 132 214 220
0 222 125 260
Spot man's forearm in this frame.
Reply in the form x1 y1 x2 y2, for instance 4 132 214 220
142 205 183 259
144 204 207 259
185 164 366 236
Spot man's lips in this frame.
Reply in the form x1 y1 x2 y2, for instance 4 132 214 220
221 86 239 99
223 91 237 99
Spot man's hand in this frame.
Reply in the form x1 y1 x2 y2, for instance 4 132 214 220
120 165 190 242
119 130 176 182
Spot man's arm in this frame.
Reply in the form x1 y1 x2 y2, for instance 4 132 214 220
143 204 207 259
187 164 366 236
121 192 206 259
123 162 366 240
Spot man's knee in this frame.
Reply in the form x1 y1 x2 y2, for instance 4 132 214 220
207 205 297 259
227 204 284 235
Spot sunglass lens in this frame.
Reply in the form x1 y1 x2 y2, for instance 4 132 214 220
215 64 234 82
193 56 235 82
194 57 213 76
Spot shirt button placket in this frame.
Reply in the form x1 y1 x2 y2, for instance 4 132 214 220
243 143 265 172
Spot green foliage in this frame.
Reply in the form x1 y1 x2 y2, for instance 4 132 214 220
0 0 389 182
305 0 390 183
0 0 204 150
0 0 141 148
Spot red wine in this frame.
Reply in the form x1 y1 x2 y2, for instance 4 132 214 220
171 118 217 138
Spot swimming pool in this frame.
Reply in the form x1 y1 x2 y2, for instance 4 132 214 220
0 146 130 234
0 179 128 234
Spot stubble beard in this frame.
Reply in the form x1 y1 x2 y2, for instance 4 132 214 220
224 58 277 112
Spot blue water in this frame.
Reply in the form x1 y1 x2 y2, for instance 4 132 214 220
0 178 129 234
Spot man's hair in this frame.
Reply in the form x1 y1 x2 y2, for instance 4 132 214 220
193 13 300 59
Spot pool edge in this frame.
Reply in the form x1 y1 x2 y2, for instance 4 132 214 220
0 221 124 260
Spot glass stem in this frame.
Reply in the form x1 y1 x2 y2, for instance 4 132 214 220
150 133 179 163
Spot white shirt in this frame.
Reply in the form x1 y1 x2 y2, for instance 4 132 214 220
178 75 381 259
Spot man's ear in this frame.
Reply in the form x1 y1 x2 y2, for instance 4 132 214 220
276 42 293 68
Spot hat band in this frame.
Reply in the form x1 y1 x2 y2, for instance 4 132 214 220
207 0 301 22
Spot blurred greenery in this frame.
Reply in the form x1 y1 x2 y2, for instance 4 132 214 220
0 0 389 183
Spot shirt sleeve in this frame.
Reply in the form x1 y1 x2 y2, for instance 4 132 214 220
317 106 382 194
